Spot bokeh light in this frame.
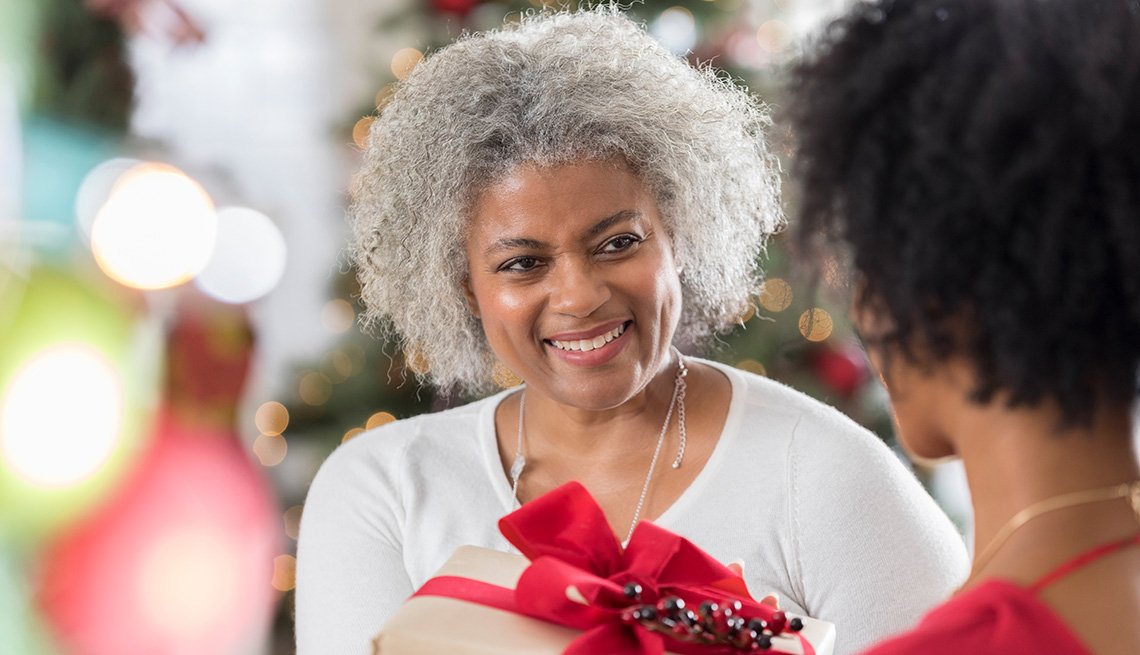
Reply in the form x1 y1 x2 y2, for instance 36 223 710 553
90 163 218 290
342 427 364 444
758 278 793 312
799 308 835 342
283 505 303 540
271 554 297 592
74 158 141 240
252 434 287 467
298 372 332 406
320 299 355 334
0 344 122 486
254 401 289 437
733 302 756 324
0 268 155 542
651 6 698 54
735 358 767 376
194 206 287 304
366 411 396 430
352 117 374 149
321 350 354 383
756 19 789 54
390 48 423 81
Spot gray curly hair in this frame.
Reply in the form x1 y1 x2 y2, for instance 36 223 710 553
349 6 782 395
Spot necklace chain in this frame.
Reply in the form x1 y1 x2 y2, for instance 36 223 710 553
968 478 1140 583
509 348 688 543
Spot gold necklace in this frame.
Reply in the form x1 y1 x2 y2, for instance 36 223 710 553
968 479 1140 583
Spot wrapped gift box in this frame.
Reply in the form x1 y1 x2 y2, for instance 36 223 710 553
374 545 836 655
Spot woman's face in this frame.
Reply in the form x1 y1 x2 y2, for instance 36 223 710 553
853 301 957 462
463 158 682 410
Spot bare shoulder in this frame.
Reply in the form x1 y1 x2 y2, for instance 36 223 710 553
1040 545 1140 655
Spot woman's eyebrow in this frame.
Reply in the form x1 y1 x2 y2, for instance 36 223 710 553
482 210 644 257
584 210 643 239
483 236 545 257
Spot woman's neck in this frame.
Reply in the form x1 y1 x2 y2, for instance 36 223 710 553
520 357 682 461
951 401 1139 589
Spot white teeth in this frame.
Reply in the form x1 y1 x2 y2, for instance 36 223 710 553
550 323 627 352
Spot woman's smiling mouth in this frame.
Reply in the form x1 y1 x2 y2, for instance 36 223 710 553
546 322 629 352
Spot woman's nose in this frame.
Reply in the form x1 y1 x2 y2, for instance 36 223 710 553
547 260 611 318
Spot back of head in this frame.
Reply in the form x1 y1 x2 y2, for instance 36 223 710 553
788 0 1140 426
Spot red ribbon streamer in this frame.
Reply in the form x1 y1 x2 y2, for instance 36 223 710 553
414 481 814 655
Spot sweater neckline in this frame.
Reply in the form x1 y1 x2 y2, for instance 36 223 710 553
476 357 747 533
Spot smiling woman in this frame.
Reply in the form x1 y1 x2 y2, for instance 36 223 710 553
294 8 968 655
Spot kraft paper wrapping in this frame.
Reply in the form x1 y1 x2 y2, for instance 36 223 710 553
373 546 836 655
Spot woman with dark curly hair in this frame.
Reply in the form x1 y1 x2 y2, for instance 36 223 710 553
295 7 968 654
788 0 1140 652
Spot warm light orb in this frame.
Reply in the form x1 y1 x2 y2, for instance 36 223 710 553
342 427 364 444
254 401 289 437
252 434 287 467
271 554 297 592
0 344 123 486
799 308 835 342
366 411 396 430
90 163 217 290
735 359 767 376
390 48 423 81
352 117 374 150
194 207 287 304
75 158 142 240
283 505 303 540
758 278 793 312
298 372 333 406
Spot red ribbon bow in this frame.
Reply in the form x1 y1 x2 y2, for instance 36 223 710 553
415 482 812 655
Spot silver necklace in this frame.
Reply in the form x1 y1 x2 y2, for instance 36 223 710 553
509 348 688 542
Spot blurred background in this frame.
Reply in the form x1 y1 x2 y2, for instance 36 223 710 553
0 0 971 653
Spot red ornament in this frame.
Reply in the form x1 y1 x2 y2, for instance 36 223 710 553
36 412 280 655
810 344 869 399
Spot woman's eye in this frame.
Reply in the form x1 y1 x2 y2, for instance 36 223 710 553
499 256 541 272
600 234 642 253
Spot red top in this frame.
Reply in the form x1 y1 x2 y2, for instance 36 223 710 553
860 534 1140 655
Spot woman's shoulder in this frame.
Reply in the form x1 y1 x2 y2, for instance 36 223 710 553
703 357 881 448
863 581 1091 655
311 392 504 488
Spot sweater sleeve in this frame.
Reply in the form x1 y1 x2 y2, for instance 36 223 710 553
295 434 414 655
787 412 969 655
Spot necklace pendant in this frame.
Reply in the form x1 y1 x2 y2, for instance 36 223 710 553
509 453 526 485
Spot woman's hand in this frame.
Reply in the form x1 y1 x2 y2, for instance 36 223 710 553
727 560 780 609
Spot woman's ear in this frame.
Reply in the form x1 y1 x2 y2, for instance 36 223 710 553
462 277 481 319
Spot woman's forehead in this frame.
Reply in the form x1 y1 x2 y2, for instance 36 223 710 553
464 159 661 244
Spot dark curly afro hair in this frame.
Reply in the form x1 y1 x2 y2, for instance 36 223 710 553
786 0 1140 426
